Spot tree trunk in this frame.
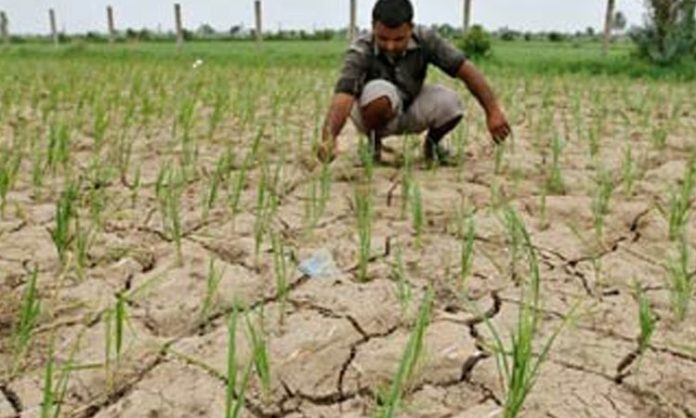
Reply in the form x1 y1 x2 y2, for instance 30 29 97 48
603 0 616 56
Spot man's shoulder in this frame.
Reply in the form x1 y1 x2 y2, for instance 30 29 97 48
348 32 374 55
412 25 445 45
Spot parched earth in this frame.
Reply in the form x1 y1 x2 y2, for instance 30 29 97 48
1 57 695 418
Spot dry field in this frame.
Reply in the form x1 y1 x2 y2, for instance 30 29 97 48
0 45 695 418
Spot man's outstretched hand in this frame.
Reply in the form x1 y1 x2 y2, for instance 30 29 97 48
316 137 337 163
487 107 512 144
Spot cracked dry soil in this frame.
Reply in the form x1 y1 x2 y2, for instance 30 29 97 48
1 60 696 418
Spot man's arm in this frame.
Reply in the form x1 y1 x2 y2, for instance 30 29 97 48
456 61 511 144
317 93 356 163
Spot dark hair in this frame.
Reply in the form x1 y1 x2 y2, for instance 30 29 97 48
372 0 414 28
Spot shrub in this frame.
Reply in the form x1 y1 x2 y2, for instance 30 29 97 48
630 0 696 64
458 24 492 58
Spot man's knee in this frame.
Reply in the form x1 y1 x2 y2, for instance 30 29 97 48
361 95 396 130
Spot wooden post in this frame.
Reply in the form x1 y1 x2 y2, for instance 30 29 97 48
254 0 262 43
174 3 183 50
463 0 472 35
49 8 58 46
348 0 357 41
0 12 8 44
107 6 116 43
603 0 615 56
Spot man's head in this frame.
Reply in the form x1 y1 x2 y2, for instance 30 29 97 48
372 0 414 58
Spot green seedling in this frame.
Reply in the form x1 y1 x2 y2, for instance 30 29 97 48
74 217 94 279
391 245 412 317
538 186 549 230
494 143 506 175
668 236 693 321
621 145 636 196
225 308 254 418
650 124 668 150
204 170 221 221
378 285 433 418
471 208 576 418
546 135 565 195
11 266 41 375
358 136 375 182
201 258 224 324
0 162 9 216
46 120 71 174
229 128 264 216
592 168 614 241
587 122 600 158
130 165 141 208
225 308 239 418
104 292 131 390
165 170 185 266
355 185 373 282
666 155 695 241
254 167 279 259
246 313 271 399
460 215 476 289
636 283 655 370
409 181 424 247
92 101 110 150
271 232 289 325
208 87 230 141
502 206 525 282
400 137 415 219
52 183 78 266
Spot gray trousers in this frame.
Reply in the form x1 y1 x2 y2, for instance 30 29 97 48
350 79 464 137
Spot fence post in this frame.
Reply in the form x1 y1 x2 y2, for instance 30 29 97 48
254 0 262 43
0 12 9 44
49 8 59 46
602 0 616 56
348 0 357 41
463 0 472 35
107 6 116 43
174 3 183 49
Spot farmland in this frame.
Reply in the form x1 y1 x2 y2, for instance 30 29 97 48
1 40 696 417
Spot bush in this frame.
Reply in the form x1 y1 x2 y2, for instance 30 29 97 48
498 27 520 41
458 25 492 58
631 0 696 65
547 31 566 42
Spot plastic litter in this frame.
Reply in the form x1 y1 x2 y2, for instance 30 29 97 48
298 248 340 278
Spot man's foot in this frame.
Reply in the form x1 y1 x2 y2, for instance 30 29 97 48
423 137 453 166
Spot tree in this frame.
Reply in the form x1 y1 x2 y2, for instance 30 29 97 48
613 11 628 31
630 0 696 64
197 23 216 37
458 24 492 58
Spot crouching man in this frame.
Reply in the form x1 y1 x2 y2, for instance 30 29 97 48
317 0 511 165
